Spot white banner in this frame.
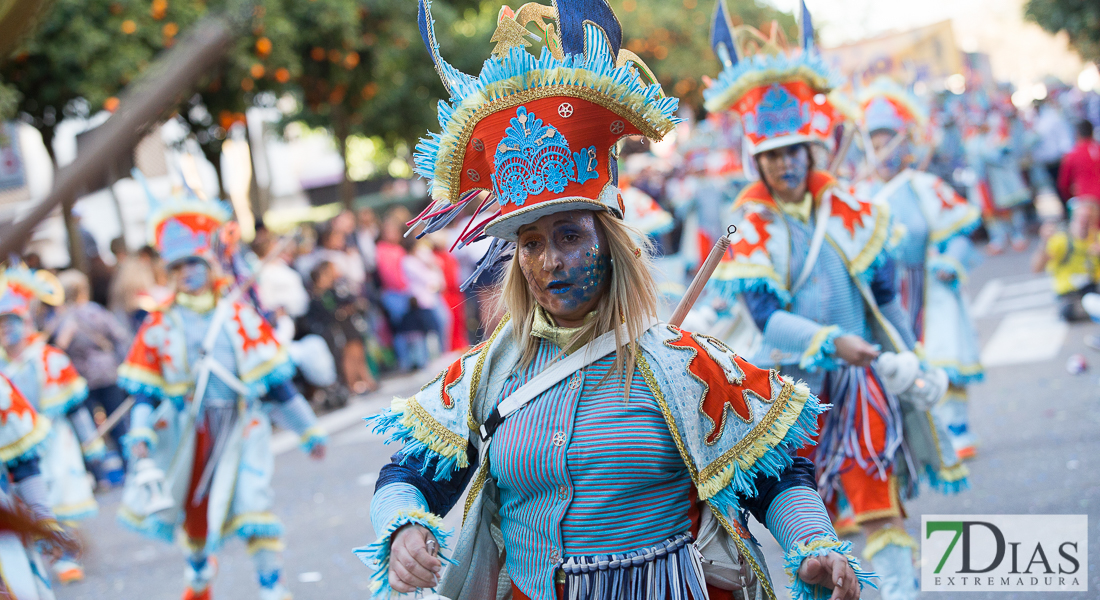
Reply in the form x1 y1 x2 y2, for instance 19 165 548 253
921 515 1088 592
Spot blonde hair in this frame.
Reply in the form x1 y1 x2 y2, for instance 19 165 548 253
498 210 658 388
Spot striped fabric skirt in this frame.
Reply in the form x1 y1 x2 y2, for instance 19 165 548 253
512 534 730 600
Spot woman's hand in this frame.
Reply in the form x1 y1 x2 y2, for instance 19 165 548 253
309 442 326 461
834 334 880 367
388 524 442 593
798 551 860 600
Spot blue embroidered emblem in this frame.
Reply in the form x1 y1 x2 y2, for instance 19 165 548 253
159 218 210 261
742 84 809 139
492 107 598 206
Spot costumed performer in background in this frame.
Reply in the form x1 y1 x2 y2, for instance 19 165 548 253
0 264 100 584
0 301 74 600
117 190 327 600
358 1 872 599
857 79 984 460
705 3 966 599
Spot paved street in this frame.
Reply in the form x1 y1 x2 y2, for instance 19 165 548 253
56 245 1098 600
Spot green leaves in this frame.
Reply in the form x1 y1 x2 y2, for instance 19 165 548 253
1025 0 1100 62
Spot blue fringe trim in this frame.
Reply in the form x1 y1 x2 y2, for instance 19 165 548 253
247 359 297 399
704 52 839 109
923 465 970 495
352 509 456 600
300 430 327 454
365 410 461 482
942 366 984 386
783 538 877 600
799 326 842 373
935 214 983 253
55 505 98 522
856 247 891 286
3 439 44 468
414 44 680 200
708 276 793 307
117 511 177 544
121 427 157 460
117 377 186 408
232 521 286 542
39 386 88 420
708 391 829 508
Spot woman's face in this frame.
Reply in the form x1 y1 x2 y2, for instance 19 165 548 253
756 144 810 200
516 210 609 328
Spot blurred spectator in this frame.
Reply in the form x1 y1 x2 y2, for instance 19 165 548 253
253 236 309 344
431 233 469 352
1058 121 1100 223
51 270 131 469
22 252 42 270
402 236 447 354
302 260 378 394
967 114 1032 253
1033 200 1098 321
352 207 379 275
1034 98 1076 203
108 245 164 333
302 225 367 294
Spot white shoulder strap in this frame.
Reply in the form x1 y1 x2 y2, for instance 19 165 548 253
790 191 832 296
479 318 658 441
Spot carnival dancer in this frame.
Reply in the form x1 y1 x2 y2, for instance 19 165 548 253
0 264 100 584
857 79 985 460
358 2 873 600
705 3 966 599
0 365 72 600
116 191 327 600
965 110 1032 254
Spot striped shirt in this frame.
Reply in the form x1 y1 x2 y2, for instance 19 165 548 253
489 337 693 600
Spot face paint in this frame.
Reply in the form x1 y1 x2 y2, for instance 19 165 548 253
0 315 26 348
758 145 810 199
177 260 211 294
517 211 610 327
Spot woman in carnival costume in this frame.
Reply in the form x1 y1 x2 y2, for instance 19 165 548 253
855 79 985 460
117 191 327 600
705 3 967 599
359 2 873 599
0 286 72 600
0 265 100 584
965 109 1031 254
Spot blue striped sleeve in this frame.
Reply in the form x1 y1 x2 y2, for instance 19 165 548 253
764 485 836 551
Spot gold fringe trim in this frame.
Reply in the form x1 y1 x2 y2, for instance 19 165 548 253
785 537 848 579
844 199 892 277
712 260 785 287
434 75 676 203
0 414 51 464
696 380 810 500
463 453 493 524
863 525 918 561
799 325 840 368
247 537 286 555
470 314 511 409
393 397 470 469
937 461 970 483
704 66 833 114
929 204 981 245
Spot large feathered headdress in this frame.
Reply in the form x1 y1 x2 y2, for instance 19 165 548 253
703 0 839 155
406 0 680 287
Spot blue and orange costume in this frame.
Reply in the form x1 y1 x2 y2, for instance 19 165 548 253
359 2 874 600
116 191 325 600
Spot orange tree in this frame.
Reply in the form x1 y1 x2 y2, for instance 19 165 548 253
284 0 490 207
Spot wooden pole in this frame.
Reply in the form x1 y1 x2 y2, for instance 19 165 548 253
0 15 237 259
669 228 734 328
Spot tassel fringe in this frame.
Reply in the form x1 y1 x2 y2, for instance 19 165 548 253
352 509 455 600
784 537 876 600
365 397 469 481
862 526 918 562
700 381 828 502
560 534 707 600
